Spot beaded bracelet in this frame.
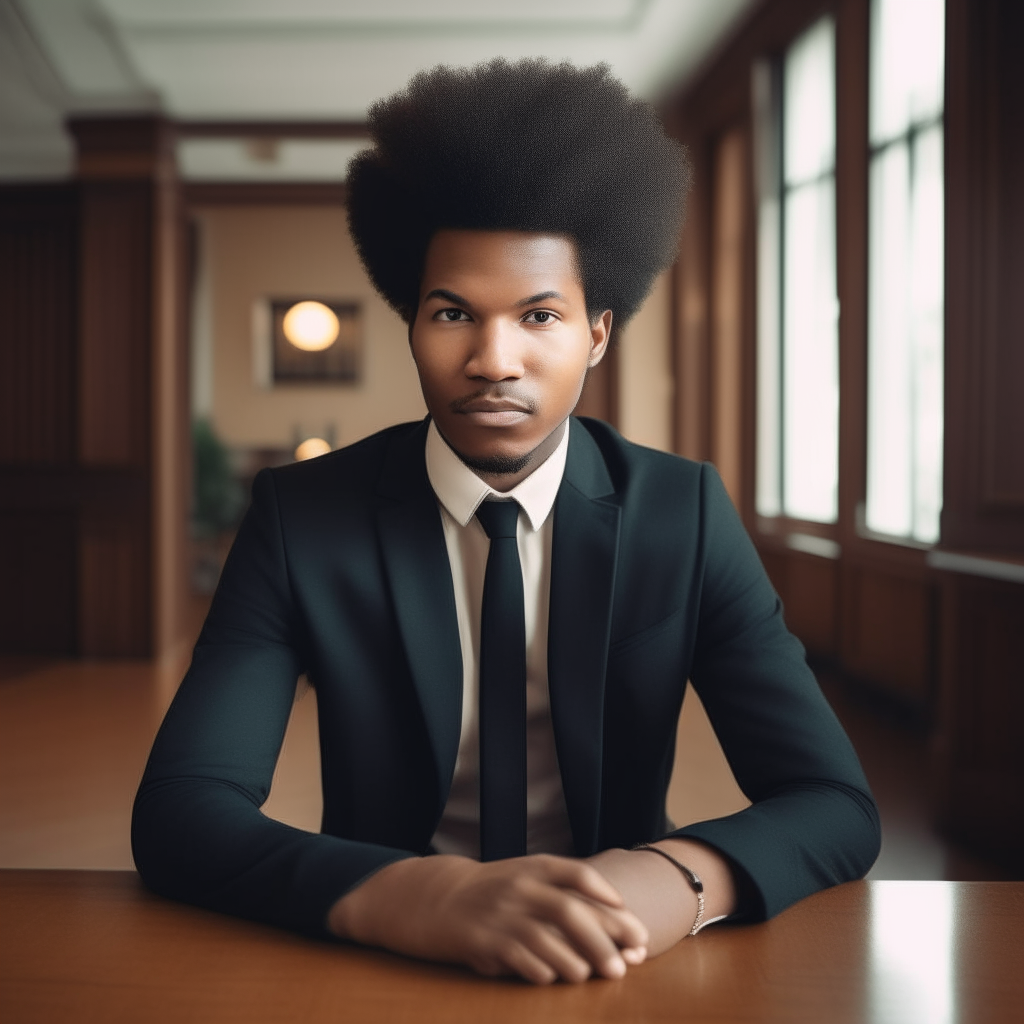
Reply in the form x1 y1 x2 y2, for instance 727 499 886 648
632 843 705 936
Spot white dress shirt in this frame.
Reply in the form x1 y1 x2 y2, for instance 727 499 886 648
425 419 575 859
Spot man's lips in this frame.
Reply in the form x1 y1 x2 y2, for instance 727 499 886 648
450 392 536 426
457 405 531 427
456 399 531 414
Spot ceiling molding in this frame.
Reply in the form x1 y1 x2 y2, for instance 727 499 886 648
107 0 654 38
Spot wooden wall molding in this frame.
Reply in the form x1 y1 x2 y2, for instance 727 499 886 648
183 181 348 207
175 120 368 139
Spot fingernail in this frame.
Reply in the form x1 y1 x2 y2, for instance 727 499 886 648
622 946 647 965
606 956 626 978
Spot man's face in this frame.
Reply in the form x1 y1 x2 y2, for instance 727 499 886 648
410 229 611 488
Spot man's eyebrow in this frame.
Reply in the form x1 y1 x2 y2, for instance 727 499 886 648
516 291 566 307
423 288 471 306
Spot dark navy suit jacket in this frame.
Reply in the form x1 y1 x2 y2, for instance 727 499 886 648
132 417 880 938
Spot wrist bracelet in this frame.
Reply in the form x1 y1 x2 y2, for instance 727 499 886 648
632 843 705 936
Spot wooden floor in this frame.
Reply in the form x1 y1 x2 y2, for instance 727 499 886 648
0 598 1011 879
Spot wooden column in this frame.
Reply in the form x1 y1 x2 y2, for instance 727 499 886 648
70 117 189 658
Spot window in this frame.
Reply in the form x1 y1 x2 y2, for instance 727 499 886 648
865 0 945 544
756 17 839 524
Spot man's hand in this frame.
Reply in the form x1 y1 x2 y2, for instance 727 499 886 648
327 853 649 985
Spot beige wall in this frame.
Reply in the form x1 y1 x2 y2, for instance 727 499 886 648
194 204 425 451
616 269 674 452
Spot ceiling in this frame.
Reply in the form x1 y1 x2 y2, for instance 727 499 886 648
0 0 757 181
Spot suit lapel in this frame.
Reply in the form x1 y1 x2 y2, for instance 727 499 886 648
375 420 464 820
548 419 621 856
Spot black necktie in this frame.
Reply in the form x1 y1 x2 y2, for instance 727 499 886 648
475 500 527 861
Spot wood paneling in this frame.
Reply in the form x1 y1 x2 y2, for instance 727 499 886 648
78 182 153 467
0 187 79 655
840 563 935 708
0 187 77 466
0 512 77 655
934 573 1024 865
980 0 1024 508
759 546 838 657
942 0 1024 550
79 518 152 658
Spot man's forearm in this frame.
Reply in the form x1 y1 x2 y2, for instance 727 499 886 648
587 839 738 956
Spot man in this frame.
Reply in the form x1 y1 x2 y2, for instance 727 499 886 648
133 60 879 985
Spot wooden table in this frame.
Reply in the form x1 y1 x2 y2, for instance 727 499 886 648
1 872 1021 1024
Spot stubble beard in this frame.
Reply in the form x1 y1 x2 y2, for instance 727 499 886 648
454 448 534 477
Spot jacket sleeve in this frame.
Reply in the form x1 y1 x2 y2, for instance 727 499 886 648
666 463 881 919
131 469 415 939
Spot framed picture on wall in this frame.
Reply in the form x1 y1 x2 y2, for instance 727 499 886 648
258 297 363 385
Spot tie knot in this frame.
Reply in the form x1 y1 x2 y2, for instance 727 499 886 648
475 500 520 539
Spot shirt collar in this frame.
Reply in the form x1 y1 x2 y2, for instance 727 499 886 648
425 418 569 532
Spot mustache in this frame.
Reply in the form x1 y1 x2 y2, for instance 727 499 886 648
449 385 538 415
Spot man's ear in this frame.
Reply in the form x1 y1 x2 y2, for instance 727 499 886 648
588 310 613 368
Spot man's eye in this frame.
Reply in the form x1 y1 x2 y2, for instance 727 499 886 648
436 308 469 322
523 310 555 324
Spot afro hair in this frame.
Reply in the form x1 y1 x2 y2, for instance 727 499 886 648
346 58 690 326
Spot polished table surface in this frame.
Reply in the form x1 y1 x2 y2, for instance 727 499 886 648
1 871 1022 1024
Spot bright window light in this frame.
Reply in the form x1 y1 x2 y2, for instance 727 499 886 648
866 0 945 543
756 17 839 523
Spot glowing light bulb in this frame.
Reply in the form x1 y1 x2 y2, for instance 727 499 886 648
294 437 331 461
282 301 339 352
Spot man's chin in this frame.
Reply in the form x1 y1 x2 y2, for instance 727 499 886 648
435 417 568 480
452 447 534 477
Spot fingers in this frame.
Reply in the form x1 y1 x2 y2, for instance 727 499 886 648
476 939 559 986
513 924 594 983
528 885 636 980
486 920 613 985
532 855 625 908
588 901 649 955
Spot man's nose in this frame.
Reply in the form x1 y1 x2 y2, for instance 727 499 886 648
464 320 525 381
